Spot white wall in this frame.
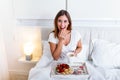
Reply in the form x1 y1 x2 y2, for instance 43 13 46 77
14 0 120 20
14 0 120 27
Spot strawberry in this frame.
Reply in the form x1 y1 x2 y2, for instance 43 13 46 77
56 63 71 74
79 66 84 70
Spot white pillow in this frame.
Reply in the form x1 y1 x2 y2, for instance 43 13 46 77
42 41 53 58
91 39 120 68
35 41 53 68
77 44 89 61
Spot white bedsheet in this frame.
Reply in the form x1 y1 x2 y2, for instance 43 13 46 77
28 55 120 80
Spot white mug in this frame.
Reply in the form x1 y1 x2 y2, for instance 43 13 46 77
67 52 76 65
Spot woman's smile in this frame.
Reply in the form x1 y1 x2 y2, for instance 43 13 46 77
60 27 66 30
57 15 69 31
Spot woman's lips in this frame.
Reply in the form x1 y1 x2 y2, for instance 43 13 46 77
60 27 65 30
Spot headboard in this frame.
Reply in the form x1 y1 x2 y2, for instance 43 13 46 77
41 27 53 40
41 27 91 45
41 27 120 44
90 27 120 43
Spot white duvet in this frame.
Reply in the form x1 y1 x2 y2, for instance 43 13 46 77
28 54 120 80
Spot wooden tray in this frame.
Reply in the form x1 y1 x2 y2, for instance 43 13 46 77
50 61 89 80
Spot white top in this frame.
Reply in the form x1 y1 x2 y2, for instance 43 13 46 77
48 30 81 62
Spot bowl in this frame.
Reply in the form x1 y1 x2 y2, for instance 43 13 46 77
67 52 75 57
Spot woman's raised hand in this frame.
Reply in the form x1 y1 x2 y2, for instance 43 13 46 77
58 30 66 41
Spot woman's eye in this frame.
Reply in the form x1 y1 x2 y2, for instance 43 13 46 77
58 20 68 23
58 20 62 22
64 20 67 23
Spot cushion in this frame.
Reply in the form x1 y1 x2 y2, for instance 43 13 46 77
35 41 53 68
42 41 53 59
77 44 89 61
91 39 120 68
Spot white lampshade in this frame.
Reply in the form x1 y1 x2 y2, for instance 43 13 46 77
19 26 42 60
23 42 34 55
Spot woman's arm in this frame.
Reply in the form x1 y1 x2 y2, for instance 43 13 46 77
49 30 67 60
49 38 64 60
74 40 82 56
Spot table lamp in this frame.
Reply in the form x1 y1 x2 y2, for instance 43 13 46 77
21 27 42 61
23 42 34 61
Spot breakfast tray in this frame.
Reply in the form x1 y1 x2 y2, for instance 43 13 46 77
50 61 89 80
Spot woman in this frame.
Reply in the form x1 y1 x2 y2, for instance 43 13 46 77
48 10 82 62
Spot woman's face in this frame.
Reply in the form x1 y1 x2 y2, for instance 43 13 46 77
57 15 69 31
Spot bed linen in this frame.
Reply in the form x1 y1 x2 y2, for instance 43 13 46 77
28 44 120 80
28 54 107 80
95 67 120 80
28 55 120 80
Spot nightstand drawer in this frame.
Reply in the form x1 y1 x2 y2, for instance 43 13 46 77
9 70 28 80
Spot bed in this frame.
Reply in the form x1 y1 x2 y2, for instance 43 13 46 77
28 27 120 80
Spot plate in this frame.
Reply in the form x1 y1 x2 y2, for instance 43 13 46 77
55 63 74 75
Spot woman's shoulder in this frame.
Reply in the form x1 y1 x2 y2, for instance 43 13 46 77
49 31 54 37
48 31 58 43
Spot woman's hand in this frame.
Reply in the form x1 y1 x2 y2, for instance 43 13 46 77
74 40 82 56
73 50 78 56
58 30 66 41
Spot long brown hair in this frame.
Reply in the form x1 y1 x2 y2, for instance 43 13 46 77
53 10 72 38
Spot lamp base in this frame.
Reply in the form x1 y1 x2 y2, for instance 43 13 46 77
26 54 32 61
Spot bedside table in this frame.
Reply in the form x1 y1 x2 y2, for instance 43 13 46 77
10 57 40 80
16 56 41 79
18 56 40 63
